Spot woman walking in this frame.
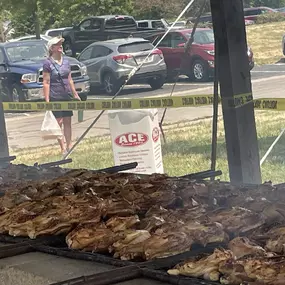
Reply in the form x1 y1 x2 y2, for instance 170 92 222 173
43 37 81 155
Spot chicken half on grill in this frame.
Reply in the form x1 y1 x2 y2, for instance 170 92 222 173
168 248 234 281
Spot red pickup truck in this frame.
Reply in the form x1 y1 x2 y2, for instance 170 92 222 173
147 28 254 82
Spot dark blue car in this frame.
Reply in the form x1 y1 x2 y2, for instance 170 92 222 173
0 40 90 102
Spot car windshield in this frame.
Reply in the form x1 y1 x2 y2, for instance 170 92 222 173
185 30 215 44
5 42 48 62
118 42 153 53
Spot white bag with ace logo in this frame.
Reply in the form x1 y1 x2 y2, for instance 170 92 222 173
41 111 63 140
108 109 164 174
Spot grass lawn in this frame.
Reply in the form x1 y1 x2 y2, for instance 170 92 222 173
246 21 285 65
13 111 285 184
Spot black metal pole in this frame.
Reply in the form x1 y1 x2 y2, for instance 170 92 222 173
0 77 9 167
210 41 219 180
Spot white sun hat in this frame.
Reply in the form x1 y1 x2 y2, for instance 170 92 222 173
47 37 65 50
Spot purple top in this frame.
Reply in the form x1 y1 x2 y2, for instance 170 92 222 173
43 57 72 100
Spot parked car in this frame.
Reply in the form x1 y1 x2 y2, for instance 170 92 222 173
78 38 166 95
188 13 254 25
243 7 279 22
62 15 163 57
137 19 168 30
44 27 72 37
0 40 90 102
147 28 254 82
277 7 285 12
8 35 52 43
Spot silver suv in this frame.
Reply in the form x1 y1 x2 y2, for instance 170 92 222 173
78 38 167 95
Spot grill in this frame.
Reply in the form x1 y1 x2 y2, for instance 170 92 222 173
0 163 224 285
6 163 279 285
37 64 82 83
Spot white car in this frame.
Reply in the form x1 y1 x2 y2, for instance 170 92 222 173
136 19 168 29
44 27 71 37
8 35 52 43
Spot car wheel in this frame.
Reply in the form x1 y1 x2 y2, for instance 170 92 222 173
103 73 120 96
191 59 209 82
11 84 25 102
149 76 165 90
63 40 74 57
283 43 285 56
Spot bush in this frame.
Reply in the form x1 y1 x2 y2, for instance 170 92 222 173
255 12 285 24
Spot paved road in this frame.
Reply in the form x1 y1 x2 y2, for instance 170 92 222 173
5 63 285 150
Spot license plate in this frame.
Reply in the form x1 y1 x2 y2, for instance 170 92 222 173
136 56 153 64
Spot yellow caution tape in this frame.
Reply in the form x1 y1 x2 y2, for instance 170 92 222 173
1 93 284 111
2 94 217 111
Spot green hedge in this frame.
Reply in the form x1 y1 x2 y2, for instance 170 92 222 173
255 12 285 24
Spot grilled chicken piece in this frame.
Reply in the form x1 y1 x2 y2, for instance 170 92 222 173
0 200 48 234
238 256 285 284
219 259 255 284
261 203 285 224
228 237 266 259
265 227 285 254
137 190 178 211
144 231 193 260
106 215 140 232
104 200 138 217
27 217 73 239
220 255 285 284
145 205 169 217
139 216 166 233
111 230 151 260
167 248 233 281
209 207 265 235
66 223 122 252
182 221 228 246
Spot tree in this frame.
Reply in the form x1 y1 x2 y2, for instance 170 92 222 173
243 0 285 7
56 0 133 26
0 11 12 42
0 0 134 38
133 0 184 19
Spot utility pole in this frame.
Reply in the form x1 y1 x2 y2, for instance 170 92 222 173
34 0 40 39
210 0 262 185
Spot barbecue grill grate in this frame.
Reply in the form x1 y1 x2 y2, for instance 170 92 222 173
50 265 141 285
49 265 221 285
0 235 65 259
142 268 220 285
31 241 226 271
33 245 133 268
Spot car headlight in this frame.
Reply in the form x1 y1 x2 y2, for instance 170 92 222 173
247 47 252 56
80 65 87 76
21 73 37 83
205 50 214 55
